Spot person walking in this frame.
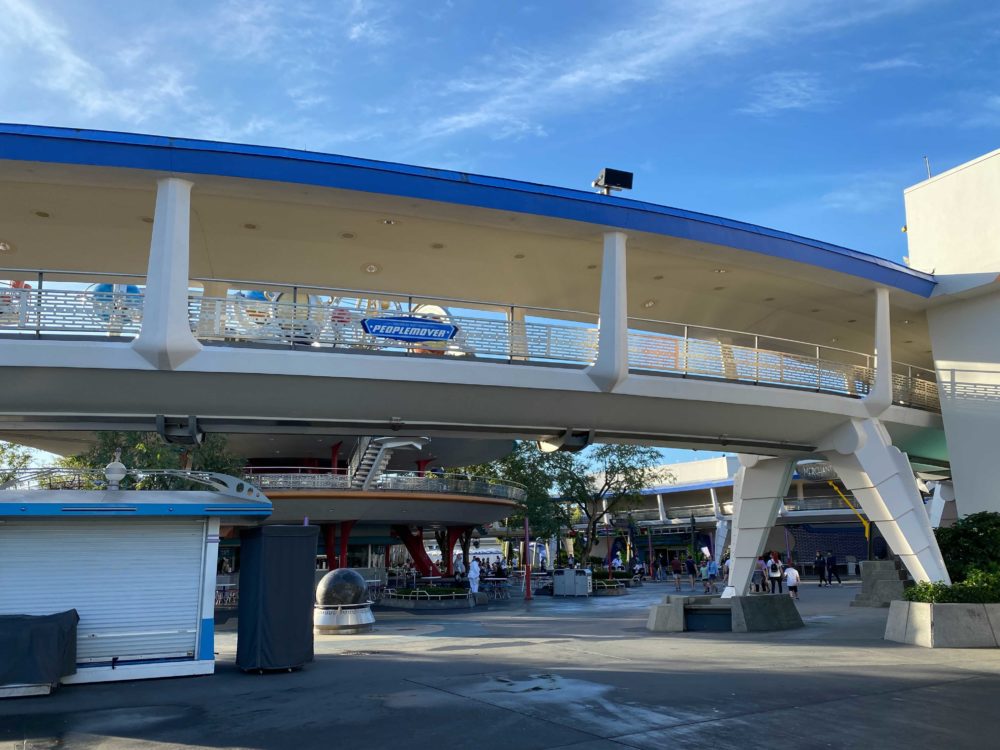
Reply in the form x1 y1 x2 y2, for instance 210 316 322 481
758 556 771 593
815 550 828 586
684 553 697 590
706 557 720 594
767 552 784 594
784 562 801 600
670 555 683 591
825 550 842 586
468 556 481 593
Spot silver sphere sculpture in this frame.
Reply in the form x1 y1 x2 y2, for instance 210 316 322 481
316 568 368 606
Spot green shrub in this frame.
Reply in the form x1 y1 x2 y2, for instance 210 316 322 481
935 512 1000 582
904 569 1000 603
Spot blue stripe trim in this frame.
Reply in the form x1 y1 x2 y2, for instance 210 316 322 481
197 617 214 661
641 478 734 495
0 123 936 297
0 503 271 517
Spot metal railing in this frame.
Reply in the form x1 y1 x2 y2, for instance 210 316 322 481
0 288 143 337
0 468 264 499
0 269 940 411
188 295 597 365
240 468 527 502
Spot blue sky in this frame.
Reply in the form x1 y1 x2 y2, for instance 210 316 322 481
2 0 998 265
2 0 998 466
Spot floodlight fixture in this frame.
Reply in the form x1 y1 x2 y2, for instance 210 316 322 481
592 168 634 196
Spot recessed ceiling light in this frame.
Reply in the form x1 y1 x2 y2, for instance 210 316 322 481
33 211 50 218
763 297 775 302
847 319 857 323
0 240 15 254
243 223 257 230
340 232 356 240
904 339 913 344
514 253 526 259
903 319 911 325
430 242 445 249
642 299 656 308
714 268 727 274
653 274 664 280
587 264 598 270
831 337 838 343
362 262 382 274
382 219 398 225
713 286 726 291
140 216 153 224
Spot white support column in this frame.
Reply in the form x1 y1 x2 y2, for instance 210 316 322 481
713 518 730 565
928 481 957 529
864 287 893 417
132 177 202 369
722 455 794 597
656 493 666 522
822 419 950 584
587 231 628 392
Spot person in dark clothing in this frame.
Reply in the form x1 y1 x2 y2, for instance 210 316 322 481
815 550 829 586
825 551 842 585
684 554 697 589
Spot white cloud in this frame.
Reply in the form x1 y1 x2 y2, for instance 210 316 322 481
739 70 830 117
858 56 922 71
821 174 899 213
413 0 926 142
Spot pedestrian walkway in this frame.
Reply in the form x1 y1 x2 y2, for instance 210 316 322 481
3 584 999 749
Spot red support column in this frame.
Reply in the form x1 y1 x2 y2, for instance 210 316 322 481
415 458 433 477
385 543 392 568
339 520 356 569
330 441 343 474
389 525 440 576
444 526 467 576
321 524 336 570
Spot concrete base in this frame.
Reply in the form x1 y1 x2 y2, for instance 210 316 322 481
314 604 375 635
852 560 912 608
378 596 475 610
730 595 804 633
885 601 1000 648
646 598 687 632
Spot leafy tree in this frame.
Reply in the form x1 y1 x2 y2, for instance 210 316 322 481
549 444 664 561
460 441 570 539
0 441 34 484
59 431 244 488
462 442 664 563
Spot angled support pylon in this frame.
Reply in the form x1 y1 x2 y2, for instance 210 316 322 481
821 419 950 584
722 455 794 597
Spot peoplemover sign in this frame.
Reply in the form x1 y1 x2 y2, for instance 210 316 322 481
361 316 458 343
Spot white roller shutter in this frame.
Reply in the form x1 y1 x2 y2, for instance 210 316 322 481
0 519 206 663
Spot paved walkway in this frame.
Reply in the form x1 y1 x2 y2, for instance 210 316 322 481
3 581 1000 749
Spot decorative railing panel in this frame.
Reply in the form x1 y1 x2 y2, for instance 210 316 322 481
0 289 143 336
188 296 598 365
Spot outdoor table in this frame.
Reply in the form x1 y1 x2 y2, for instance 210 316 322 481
418 575 442 588
482 577 510 600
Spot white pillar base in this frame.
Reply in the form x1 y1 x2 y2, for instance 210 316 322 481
822 418 950 584
727 455 794 596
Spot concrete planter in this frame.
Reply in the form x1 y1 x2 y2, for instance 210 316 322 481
378 595 475 611
885 600 1000 648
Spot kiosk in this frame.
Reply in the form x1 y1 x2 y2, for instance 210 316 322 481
0 480 271 685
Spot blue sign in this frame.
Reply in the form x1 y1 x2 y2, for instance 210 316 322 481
361 316 458 343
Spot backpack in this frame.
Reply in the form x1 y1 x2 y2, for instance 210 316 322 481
769 561 779 574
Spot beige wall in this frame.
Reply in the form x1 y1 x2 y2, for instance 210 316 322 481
904 147 1000 516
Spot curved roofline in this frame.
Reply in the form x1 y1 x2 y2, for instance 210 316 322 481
0 123 935 297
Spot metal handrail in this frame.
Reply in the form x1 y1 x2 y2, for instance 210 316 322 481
0 270 940 411
240 469 527 502
0 468 265 499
